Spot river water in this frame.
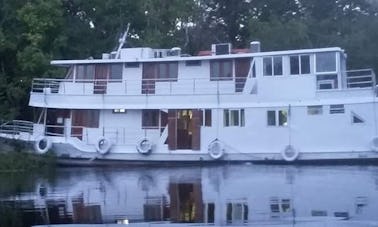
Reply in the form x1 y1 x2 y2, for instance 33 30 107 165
0 164 378 227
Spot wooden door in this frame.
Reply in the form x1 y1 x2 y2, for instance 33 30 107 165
71 110 84 140
191 109 201 150
168 183 204 223
235 58 251 92
94 65 109 94
168 109 177 150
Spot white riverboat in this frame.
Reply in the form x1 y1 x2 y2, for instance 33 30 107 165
0 38 378 163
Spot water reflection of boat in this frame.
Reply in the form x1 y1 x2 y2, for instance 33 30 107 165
1 165 378 226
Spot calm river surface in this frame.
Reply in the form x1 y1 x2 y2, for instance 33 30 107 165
1 164 378 227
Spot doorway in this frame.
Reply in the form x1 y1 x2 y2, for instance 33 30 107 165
177 110 193 149
168 109 201 150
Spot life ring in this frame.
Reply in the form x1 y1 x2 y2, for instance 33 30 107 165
95 137 112 155
34 136 52 154
136 138 153 155
208 139 225 160
371 137 378 152
281 145 299 162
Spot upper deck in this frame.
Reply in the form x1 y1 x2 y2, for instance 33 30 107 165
29 44 376 109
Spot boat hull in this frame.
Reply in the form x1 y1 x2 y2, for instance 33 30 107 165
48 142 378 166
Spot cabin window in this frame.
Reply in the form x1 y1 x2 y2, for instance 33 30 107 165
352 112 364 123
224 109 245 127
267 111 276 126
316 52 337 73
307 105 323 115
72 110 99 128
270 197 291 217
185 60 201 66
202 109 212 126
330 104 345 114
267 110 287 126
210 59 233 80
263 56 282 76
76 64 95 81
334 212 349 219
142 109 159 128
290 55 310 75
158 62 178 80
109 64 123 81
278 110 287 126
142 62 178 83
316 52 338 90
204 203 215 223
125 62 140 68
226 202 248 224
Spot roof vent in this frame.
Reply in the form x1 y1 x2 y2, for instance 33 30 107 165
102 53 110 59
212 43 232 55
250 41 261 53
167 47 181 57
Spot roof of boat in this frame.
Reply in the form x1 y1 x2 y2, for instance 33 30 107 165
51 47 343 66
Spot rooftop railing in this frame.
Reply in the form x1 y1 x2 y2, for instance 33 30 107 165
31 69 376 95
31 77 248 95
346 69 376 88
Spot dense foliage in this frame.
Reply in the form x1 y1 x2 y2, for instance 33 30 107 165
0 139 56 171
0 0 378 120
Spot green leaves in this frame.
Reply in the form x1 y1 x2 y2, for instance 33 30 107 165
0 0 377 120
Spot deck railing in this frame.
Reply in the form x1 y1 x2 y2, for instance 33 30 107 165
346 69 375 88
43 124 161 145
31 69 376 95
31 77 249 95
0 120 34 135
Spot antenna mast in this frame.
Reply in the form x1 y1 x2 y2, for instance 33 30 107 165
115 23 130 59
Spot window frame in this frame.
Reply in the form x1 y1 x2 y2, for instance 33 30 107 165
267 110 288 127
289 54 311 75
202 109 212 127
142 109 160 129
315 52 339 90
76 64 95 82
109 63 123 82
226 202 248 224
263 56 283 76
210 59 233 81
224 109 245 127
270 197 292 216
351 112 365 124
315 52 337 74
157 62 178 81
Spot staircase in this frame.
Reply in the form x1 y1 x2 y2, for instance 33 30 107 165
243 58 258 94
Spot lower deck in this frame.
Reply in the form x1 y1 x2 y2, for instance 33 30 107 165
1 100 376 162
